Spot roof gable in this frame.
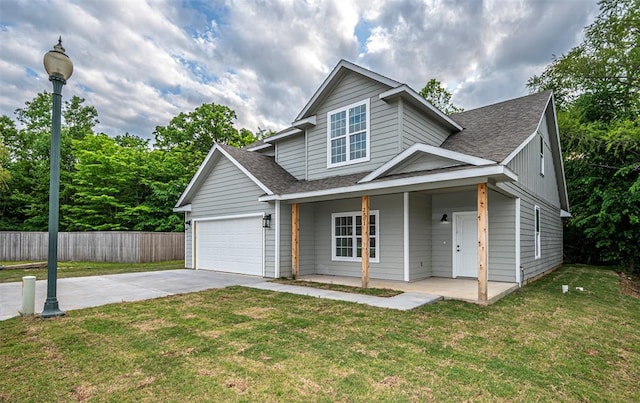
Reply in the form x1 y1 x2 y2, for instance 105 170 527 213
174 143 296 208
359 143 494 183
295 59 400 121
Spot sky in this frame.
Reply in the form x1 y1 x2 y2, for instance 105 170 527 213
0 0 600 140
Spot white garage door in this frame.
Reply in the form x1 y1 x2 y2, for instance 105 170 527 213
195 216 263 276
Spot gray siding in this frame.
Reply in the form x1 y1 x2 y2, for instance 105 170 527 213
431 189 517 282
306 71 399 180
507 113 561 207
488 191 516 282
313 194 405 281
409 192 431 280
402 102 450 149
499 182 563 281
390 153 462 175
185 155 275 276
276 135 306 180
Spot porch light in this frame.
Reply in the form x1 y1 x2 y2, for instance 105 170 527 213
263 214 272 228
440 214 449 223
184 220 191 229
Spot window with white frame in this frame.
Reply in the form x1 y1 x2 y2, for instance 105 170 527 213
534 205 541 259
327 99 370 167
331 210 379 262
539 135 545 176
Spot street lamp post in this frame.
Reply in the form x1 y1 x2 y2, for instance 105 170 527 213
41 37 73 318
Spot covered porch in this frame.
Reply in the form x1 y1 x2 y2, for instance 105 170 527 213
297 274 519 305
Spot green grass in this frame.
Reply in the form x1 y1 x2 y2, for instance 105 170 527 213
1 264 638 401
0 260 184 283
273 278 403 297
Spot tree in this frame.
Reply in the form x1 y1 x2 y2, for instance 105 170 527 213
0 93 99 230
154 102 257 154
418 78 463 114
528 0 640 273
0 139 10 191
527 0 639 121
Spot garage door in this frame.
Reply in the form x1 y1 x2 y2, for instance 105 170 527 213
195 216 263 276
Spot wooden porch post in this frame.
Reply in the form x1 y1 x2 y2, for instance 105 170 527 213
477 183 488 304
292 203 299 278
361 195 370 288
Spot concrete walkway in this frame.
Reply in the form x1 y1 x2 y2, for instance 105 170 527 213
0 270 443 321
246 282 442 310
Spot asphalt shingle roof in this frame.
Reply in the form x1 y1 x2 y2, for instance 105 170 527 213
218 144 297 194
443 90 552 162
222 91 553 197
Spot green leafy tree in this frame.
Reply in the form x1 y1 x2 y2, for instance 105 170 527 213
528 0 639 121
419 78 463 114
65 134 147 230
529 0 640 272
154 102 257 154
0 138 10 191
0 93 99 230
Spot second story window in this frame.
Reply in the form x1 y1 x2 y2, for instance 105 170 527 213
327 99 370 167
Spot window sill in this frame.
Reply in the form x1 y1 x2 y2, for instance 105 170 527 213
332 257 380 264
327 156 370 169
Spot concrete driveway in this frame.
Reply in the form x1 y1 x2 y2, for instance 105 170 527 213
0 269 266 321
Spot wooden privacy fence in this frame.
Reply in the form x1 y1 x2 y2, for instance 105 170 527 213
0 231 184 263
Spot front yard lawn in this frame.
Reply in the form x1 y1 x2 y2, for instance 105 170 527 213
0 260 184 283
1 264 638 401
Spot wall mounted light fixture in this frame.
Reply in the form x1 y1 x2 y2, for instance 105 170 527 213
440 214 449 223
263 214 272 228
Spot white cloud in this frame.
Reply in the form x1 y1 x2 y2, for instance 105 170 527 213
0 0 600 139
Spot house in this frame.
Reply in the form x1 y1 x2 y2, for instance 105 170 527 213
173 60 570 303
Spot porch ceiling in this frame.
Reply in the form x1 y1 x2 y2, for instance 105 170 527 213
298 275 519 305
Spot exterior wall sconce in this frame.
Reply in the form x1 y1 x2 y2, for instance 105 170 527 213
185 220 191 229
263 214 272 228
440 214 449 223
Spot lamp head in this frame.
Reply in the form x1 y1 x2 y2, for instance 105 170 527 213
43 37 73 81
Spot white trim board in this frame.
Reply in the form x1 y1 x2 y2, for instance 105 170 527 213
192 212 266 222
274 200 281 278
259 165 517 202
359 143 495 183
378 85 463 131
264 127 303 143
403 192 409 282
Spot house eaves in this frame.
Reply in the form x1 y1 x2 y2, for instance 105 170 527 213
246 143 272 152
295 59 401 121
259 164 517 203
378 85 463 132
263 127 303 143
499 93 569 212
359 143 495 183
174 143 279 209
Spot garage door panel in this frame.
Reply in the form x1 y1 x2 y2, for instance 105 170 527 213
195 217 262 275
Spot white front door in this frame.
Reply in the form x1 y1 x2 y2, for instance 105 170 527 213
454 212 478 278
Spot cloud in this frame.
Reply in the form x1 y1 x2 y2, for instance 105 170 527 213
0 0 599 139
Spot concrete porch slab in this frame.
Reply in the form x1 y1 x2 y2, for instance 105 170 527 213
298 275 519 305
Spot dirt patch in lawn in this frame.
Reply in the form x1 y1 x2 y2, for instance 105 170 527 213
618 272 640 299
273 279 403 297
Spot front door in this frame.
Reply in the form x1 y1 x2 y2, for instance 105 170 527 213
454 212 478 278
